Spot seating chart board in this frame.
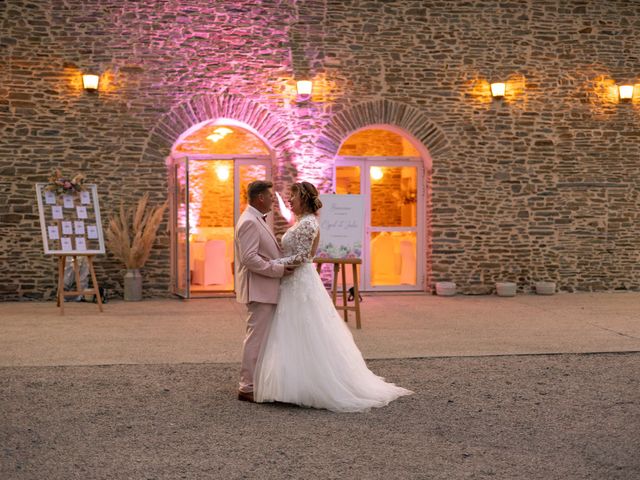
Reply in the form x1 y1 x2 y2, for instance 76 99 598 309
35 183 105 255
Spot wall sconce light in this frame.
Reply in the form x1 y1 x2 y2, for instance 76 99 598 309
296 80 313 101
490 82 506 98
618 85 634 101
82 74 100 91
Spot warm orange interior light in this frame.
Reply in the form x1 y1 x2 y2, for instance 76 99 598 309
206 127 234 143
370 166 384 181
82 74 100 90
296 80 313 99
215 164 230 181
214 127 233 136
339 129 420 157
619 85 634 100
176 125 269 155
490 82 505 97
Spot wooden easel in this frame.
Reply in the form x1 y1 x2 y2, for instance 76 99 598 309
315 257 362 329
56 254 103 315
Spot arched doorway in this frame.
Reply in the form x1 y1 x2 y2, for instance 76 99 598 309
335 126 426 291
168 120 274 298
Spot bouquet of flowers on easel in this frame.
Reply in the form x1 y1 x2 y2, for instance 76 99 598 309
46 169 85 195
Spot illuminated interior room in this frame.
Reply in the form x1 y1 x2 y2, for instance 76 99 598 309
170 124 271 298
335 127 424 291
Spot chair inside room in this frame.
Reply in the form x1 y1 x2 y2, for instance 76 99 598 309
192 238 233 287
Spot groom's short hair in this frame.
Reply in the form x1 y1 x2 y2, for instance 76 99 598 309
247 180 273 202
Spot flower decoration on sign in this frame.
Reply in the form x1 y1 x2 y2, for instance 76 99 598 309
315 242 362 259
46 169 86 194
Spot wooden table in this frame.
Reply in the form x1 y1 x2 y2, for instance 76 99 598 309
314 257 362 329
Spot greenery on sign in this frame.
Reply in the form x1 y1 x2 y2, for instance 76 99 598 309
315 242 362 259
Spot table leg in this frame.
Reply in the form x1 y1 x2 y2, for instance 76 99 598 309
352 263 361 329
341 262 348 322
331 263 339 306
57 255 66 315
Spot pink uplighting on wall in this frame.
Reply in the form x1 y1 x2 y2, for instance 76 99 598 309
288 153 332 195
174 160 203 237
276 191 293 223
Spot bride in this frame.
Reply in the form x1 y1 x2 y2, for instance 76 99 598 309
254 181 413 412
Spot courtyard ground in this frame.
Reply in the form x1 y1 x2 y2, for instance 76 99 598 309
1 292 639 479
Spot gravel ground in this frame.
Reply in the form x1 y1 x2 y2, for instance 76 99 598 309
1 353 639 480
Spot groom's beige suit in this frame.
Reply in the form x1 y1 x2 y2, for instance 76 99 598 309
234 205 285 393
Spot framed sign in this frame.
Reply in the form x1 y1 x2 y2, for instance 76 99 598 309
316 194 364 259
35 183 105 255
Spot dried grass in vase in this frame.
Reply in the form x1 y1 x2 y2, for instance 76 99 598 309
106 193 168 269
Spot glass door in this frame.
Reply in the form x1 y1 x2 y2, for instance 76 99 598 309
334 163 362 288
170 155 271 298
170 155 190 298
188 158 235 295
335 158 424 291
235 160 269 225
368 162 421 290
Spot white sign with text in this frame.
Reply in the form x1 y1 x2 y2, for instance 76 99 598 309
316 194 364 259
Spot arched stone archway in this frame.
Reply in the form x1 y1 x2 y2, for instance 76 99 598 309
148 94 295 298
317 99 449 292
316 99 450 167
143 93 293 164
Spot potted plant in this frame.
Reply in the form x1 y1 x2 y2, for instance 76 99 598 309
106 193 167 301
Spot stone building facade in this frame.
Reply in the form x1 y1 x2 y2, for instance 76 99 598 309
1 0 639 300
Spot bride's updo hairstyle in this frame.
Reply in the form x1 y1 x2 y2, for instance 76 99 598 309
291 181 323 215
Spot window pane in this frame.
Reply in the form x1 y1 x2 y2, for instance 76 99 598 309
189 160 235 291
370 231 417 286
175 161 188 296
239 164 267 212
370 166 417 227
336 166 360 194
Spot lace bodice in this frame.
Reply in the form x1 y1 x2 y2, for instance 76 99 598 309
274 214 319 265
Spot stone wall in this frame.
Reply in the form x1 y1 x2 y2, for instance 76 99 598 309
1 0 640 300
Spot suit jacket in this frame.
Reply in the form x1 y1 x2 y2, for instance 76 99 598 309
234 206 284 304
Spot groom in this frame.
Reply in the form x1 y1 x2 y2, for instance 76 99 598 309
234 180 293 402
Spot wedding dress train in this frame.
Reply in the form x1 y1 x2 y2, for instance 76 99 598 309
255 214 413 412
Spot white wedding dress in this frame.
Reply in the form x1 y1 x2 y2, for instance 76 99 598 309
255 214 413 412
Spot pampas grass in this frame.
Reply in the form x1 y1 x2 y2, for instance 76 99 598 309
106 193 168 269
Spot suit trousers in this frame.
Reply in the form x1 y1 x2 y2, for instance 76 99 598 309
239 301 277 393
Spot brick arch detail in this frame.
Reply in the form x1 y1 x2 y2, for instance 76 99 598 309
316 99 449 164
144 93 293 161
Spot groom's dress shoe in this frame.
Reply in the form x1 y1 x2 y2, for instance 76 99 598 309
238 391 255 403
